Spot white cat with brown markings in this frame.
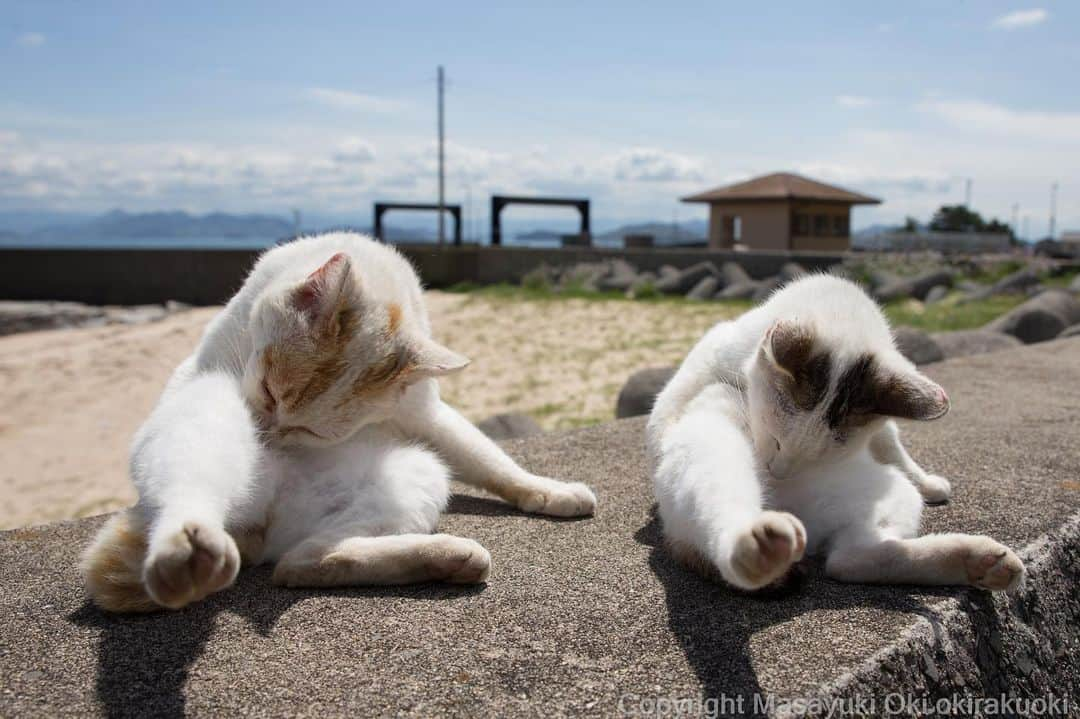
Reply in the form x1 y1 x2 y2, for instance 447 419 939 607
83 232 596 611
648 274 1025 592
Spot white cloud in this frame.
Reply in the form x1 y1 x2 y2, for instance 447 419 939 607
918 99 1080 143
333 137 376 164
306 87 406 114
836 95 874 108
610 147 704 183
990 9 1047 29
16 32 45 48
796 162 952 196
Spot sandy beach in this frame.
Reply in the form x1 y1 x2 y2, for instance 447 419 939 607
0 292 736 530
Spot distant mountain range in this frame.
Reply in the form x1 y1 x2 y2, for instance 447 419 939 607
512 220 707 246
853 223 901 238
9 210 295 242
0 209 710 246
596 220 707 246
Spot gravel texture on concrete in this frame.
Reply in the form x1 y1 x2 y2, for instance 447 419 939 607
2 338 1080 718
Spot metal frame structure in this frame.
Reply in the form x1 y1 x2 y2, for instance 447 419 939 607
373 202 462 245
490 195 590 246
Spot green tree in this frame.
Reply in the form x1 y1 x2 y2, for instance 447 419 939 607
927 205 1015 241
929 205 985 232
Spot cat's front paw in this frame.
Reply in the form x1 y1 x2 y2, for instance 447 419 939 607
516 478 597 518
728 511 806 590
964 538 1025 592
425 535 491 584
143 521 240 609
920 474 952 505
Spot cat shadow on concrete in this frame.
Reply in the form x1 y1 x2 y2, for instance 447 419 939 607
634 505 958 716
68 539 488 718
65 491 579 718
446 492 593 522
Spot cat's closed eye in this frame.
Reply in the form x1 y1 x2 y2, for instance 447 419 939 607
261 378 277 411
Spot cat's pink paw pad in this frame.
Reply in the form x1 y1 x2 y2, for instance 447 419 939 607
730 511 806 590
144 521 240 609
966 542 1025 592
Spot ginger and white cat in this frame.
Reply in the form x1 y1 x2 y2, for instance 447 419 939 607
648 274 1025 592
82 232 596 612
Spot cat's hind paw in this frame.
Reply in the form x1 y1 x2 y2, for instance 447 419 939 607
919 474 952 505
516 478 597 518
728 511 806 591
143 521 240 609
425 535 491 584
965 539 1025 592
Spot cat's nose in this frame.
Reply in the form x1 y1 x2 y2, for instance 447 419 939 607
767 458 790 479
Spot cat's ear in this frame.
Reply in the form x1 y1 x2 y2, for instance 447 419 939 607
874 370 950 421
290 252 355 327
407 336 470 380
762 319 832 409
762 319 816 379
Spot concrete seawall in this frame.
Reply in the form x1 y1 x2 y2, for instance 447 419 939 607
0 244 844 305
1 337 1078 716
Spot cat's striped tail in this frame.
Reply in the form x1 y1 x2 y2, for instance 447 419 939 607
80 511 158 613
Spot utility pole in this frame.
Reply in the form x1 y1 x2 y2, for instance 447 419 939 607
964 178 972 207
1049 182 1058 239
1011 203 1019 240
437 65 446 246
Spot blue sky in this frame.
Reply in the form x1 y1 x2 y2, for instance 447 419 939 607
2 1 1078 236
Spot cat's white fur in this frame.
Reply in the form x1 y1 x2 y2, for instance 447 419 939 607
83 232 596 611
648 274 1025 592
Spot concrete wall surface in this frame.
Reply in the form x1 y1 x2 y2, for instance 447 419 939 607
1 338 1078 716
0 244 845 305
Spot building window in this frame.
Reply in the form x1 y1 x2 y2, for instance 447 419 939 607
814 214 829 235
833 215 849 236
793 213 810 236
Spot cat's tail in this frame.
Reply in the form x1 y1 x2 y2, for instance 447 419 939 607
80 510 158 613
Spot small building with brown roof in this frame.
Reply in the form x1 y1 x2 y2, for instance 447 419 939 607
682 172 881 252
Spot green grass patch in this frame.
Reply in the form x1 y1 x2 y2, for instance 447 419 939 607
447 281 1033 334
966 260 1026 285
1042 270 1079 289
883 294 1026 332
530 402 566 418
443 281 753 311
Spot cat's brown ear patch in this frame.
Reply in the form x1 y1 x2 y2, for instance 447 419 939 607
828 355 950 428
827 354 878 429
765 320 831 410
766 320 814 377
875 374 950 421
